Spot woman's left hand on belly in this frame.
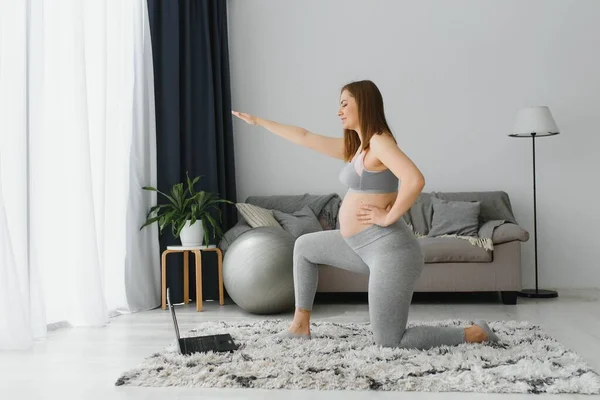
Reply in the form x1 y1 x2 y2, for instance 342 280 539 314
357 202 392 226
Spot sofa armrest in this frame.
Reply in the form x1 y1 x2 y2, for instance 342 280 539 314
490 223 529 244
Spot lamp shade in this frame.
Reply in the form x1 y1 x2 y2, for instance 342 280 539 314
510 106 560 137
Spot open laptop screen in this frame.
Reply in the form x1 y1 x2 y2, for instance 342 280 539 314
166 288 182 353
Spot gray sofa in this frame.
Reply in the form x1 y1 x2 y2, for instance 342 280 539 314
219 191 529 306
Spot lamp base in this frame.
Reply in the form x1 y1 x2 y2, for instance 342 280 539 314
517 289 558 298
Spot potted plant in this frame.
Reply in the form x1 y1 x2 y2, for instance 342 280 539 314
140 172 234 246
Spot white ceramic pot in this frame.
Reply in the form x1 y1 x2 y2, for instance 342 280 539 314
179 220 204 246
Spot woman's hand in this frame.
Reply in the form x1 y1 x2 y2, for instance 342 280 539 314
232 110 259 126
357 202 392 226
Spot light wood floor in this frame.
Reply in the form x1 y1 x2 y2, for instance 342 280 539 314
1 289 599 399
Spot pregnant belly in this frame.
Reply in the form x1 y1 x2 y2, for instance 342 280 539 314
339 190 398 238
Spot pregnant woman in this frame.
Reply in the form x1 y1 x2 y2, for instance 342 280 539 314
231 80 498 350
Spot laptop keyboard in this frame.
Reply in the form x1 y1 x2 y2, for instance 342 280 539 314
183 337 217 353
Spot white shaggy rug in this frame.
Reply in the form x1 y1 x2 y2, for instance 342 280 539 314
115 319 600 394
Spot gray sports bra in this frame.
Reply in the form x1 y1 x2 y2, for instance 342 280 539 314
339 150 399 193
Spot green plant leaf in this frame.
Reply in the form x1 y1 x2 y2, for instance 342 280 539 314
139 216 161 230
185 171 194 197
171 183 186 210
191 176 200 187
205 198 234 209
190 204 198 226
186 171 202 197
195 191 208 211
146 204 172 219
201 216 210 246
205 213 223 239
173 218 187 238
205 212 217 228
182 191 202 212
159 210 176 233
143 185 178 206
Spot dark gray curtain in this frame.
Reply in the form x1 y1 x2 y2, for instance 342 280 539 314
147 0 237 304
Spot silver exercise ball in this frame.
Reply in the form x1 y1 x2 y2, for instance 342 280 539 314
223 226 296 314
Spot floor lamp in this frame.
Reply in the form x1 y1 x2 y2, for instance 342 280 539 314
509 106 559 299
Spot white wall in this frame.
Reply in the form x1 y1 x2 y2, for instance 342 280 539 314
226 0 600 290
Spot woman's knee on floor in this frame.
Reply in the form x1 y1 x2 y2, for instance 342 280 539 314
375 339 399 349
372 325 432 350
372 327 405 349
374 336 430 351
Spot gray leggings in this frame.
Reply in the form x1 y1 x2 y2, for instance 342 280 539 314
293 219 466 350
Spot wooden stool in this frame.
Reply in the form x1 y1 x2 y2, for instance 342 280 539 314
161 245 224 312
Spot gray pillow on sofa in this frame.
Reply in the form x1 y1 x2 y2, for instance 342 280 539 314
427 198 481 237
272 205 323 238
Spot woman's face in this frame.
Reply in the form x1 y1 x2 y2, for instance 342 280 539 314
338 90 359 131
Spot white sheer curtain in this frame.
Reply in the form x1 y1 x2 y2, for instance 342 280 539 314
0 0 159 350
0 0 42 350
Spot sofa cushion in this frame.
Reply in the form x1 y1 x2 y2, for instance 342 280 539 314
235 203 282 229
245 193 341 231
427 198 481 237
418 236 492 263
401 192 435 235
272 205 323 238
402 191 518 237
431 191 517 224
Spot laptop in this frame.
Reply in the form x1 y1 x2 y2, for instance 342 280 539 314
167 288 239 355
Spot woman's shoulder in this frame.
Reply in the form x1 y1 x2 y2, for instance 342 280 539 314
369 132 397 148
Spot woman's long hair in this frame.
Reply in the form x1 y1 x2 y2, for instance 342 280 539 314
341 80 396 162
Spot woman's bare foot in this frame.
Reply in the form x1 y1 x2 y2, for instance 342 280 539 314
287 320 310 336
273 309 311 339
464 325 489 343
287 307 311 335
